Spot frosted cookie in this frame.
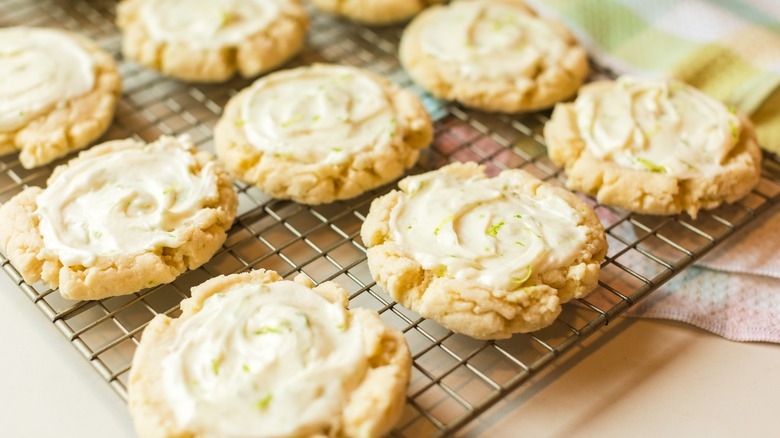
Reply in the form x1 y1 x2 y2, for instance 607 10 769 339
117 0 308 82
0 136 237 301
215 64 433 205
399 0 588 113
311 0 443 25
0 27 121 169
128 269 412 438
544 76 763 218
361 162 607 339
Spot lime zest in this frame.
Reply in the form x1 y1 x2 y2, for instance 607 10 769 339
256 394 272 410
680 159 698 171
281 113 303 128
510 266 533 286
254 321 292 335
433 214 454 236
728 119 740 143
486 221 505 237
524 227 542 239
388 117 397 138
635 157 667 173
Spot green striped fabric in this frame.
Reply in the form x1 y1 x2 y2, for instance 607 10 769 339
529 0 780 153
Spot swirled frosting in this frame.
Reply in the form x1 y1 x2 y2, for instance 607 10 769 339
141 0 285 48
161 280 367 437
36 136 219 267
240 65 397 164
0 27 95 132
419 1 570 80
389 170 588 290
575 76 742 178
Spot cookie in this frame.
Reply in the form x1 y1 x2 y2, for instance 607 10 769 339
544 76 763 218
215 63 433 205
361 162 607 339
399 0 588 113
0 27 121 169
128 269 412 438
310 0 443 25
0 136 237 300
117 0 308 82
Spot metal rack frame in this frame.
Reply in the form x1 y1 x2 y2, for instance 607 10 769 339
1 1 779 436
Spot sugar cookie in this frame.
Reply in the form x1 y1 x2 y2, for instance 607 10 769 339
0 136 237 300
311 0 443 25
117 0 308 82
0 27 120 168
399 0 587 112
361 162 607 339
545 76 763 217
128 269 412 438
215 64 433 205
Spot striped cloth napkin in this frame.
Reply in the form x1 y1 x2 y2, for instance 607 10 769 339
525 0 780 342
527 0 780 154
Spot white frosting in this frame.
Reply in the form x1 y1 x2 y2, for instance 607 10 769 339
419 1 570 80
575 76 742 178
36 137 219 267
141 0 285 48
0 27 95 132
161 280 367 437
241 65 396 164
390 171 589 290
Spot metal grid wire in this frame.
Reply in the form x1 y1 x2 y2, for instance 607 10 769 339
2 1 780 436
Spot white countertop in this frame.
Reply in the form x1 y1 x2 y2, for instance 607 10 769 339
1 272 778 438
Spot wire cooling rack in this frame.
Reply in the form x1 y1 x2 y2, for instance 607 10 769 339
2 1 780 436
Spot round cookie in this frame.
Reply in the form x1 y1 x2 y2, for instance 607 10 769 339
310 0 443 25
0 27 121 169
0 136 238 300
117 0 308 82
128 269 412 438
215 63 433 205
361 162 607 340
399 0 588 113
544 76 763 218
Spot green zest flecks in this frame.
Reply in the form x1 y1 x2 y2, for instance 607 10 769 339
281 113 303 128
635 157 667 173
729 119 740 143
524 227 542 239
254 321 292 335
433 214 454 236
486 220 505 237
510 265 533 286
255 393 272 410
